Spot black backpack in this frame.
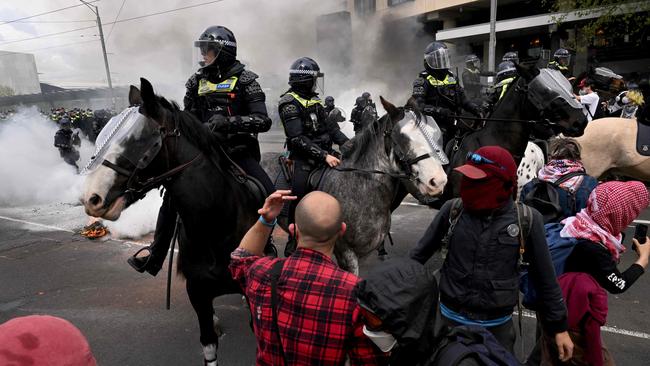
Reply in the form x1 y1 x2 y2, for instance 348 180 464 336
428 325 520 366
522 172 585 224
54 129 72 149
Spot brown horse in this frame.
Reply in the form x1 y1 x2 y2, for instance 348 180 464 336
576 117 650 180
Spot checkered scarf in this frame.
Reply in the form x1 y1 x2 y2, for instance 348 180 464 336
538 159 586 192
561 181 650 261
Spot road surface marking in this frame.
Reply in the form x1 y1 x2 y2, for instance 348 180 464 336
0 215 74 233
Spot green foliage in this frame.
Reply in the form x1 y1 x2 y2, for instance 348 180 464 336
0 85 15 97
542 0 650 49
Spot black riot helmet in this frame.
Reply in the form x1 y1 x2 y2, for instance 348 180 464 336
496 61 517 83
502 51 519 64
288 57 324 94
324 96 335 107
59 116 72 128
424 41 451 71
465 54 480 69
553 48 571 66
193 26 237 69
355 96 367 108
362 92 371 100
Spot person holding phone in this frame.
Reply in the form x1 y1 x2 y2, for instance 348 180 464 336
563 181 650 294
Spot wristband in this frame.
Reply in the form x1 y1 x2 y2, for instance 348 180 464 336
258 215 277 228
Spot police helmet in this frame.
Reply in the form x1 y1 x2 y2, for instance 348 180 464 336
289 57 324 93
424 41 451 70
502 51 519 64
553 48 571 66
465 54 480 69
496 61 517 83
324 96 335 107
355 96 367 107
194 26 237 68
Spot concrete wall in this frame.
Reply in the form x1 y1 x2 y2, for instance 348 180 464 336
0 52 41 96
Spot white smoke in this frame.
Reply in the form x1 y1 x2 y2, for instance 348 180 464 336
0 107 85 206
0 107 159 239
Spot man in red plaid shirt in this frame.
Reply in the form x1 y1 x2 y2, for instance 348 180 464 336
229 190 388 365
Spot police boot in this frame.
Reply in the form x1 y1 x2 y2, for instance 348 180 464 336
127 247 163 276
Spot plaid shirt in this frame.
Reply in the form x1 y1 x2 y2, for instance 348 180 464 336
230 247 387 366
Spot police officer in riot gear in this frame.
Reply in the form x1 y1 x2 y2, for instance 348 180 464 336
412 41 481 147
462 54 482 99
54 116 81 170
350 96 367 134
324 96 335 114
128 25 275 276
548 48 572 78
362 91 376 110
486 61 518 108
279 57 349 256
502 51 519 65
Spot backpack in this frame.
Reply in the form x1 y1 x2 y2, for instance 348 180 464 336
428 325 520 366
54 129 72 149
522 171 586 224
519 223 578 308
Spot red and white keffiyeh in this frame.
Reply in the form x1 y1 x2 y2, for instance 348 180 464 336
561 181 650 261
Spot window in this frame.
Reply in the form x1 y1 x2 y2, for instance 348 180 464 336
355 0 376 16
388 0 414 6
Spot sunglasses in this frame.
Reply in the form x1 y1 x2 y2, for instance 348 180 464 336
466 152 506 170
359 303 384 332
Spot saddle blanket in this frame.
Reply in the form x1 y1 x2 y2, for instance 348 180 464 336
636 120 650 156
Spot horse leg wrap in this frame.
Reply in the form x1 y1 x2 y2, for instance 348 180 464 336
203 343 217 365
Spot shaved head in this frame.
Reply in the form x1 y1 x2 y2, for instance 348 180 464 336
295 191 343 248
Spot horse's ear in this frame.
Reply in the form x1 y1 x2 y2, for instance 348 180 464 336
380 96 401 121
139 78 160 120
128 85 142 107
516 63 539 82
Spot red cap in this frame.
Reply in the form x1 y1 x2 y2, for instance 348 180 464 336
454 146 517 182
0 315 97 366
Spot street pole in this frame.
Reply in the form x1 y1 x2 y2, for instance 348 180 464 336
80 0 114 107
488 0 497 72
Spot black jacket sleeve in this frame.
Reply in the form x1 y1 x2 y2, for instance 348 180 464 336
525 209 569 335
279 102 327 162
223 72 271 134
183 74 199 114
458 87 480 116
409 201 452 264
567 241 645 294
327 114 349 146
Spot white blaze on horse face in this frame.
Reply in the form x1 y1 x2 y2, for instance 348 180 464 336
82 141 127 219
399 117 447 197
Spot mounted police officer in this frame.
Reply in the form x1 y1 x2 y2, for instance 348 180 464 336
279 57 349 256
548 48 572 78
462 54 482 100
128 25 275 275
362 92 376 110
324 96 336 114
412 41 482 148
54 116 81 170
486 61 518 108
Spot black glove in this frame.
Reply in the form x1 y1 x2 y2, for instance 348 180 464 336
207 114 229 133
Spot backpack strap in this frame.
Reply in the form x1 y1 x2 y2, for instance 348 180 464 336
440 198 464 260
270 260 288 365
514 201 532 362
551 171 586 188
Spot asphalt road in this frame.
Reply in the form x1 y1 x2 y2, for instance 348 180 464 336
1 130 649 365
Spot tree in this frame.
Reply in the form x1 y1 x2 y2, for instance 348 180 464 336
544 0 650 49
0 85 15 97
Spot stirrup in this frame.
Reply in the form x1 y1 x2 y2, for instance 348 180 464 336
127 246 153 273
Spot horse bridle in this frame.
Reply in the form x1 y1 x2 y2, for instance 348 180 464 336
101 112 201 203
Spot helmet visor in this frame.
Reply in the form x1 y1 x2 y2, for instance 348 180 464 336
558 54 571 66
425 48 451 69
193 40 224 67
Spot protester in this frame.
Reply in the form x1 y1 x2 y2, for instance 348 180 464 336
563 181 650 294
0 315 97 366
410 146 573 361
574 79 599 122
521 138 597 223
229 190 388 365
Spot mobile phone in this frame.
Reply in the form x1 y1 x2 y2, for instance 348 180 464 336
634 224 648 245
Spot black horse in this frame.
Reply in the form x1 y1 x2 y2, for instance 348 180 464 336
440 64 588 203
81 78 261 365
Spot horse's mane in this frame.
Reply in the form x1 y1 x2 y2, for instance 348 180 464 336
344 112 395 166
157 96 224 161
